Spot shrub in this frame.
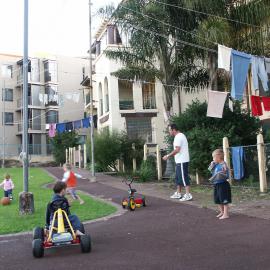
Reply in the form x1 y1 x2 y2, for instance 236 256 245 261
137 156 157 182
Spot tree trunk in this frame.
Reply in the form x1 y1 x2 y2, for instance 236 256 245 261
19 192 34 215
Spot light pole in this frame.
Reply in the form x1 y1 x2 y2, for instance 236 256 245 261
19 0 34 214
2 80 5 168
89 0 95 180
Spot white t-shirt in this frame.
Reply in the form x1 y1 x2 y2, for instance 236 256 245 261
173 132 190 163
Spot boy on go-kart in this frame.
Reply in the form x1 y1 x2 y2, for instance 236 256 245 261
45 181 84 236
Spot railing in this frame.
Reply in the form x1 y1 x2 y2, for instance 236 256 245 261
119 100 134 110
18 123 42 132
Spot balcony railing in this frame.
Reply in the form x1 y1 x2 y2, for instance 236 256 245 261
119 100 134 110
17 97 42 108
18 123 42 132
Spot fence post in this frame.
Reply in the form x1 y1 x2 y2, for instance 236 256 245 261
78 145 81 168
73 147 76 167
132 143 137 172
156 144 162 181
83 144 87 169
223 137 232 183
65 148 68 163
196 170 201 185
69 148 72 164
143 144 147 161
257 134 267 193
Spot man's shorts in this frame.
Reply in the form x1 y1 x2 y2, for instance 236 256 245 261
175 162 190 187
67 187 78 200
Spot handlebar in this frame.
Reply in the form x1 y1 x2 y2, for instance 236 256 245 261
122 177 134 186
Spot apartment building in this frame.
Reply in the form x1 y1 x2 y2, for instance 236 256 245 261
87 21 206 148
0 53 90 162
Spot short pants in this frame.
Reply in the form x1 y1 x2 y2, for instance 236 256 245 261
214 181 232 205
175 162 190 187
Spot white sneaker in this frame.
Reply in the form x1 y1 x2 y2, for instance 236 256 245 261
179 193 193 201
170 192 182 199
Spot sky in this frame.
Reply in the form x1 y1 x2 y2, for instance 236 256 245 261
0 0 121 57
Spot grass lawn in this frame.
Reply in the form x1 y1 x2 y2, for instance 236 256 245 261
0 168 117 235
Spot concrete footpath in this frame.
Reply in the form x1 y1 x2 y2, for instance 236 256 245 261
0 167 269 270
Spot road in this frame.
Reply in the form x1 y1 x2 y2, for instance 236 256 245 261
0 167 269 270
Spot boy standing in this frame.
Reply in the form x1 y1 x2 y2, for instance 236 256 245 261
163 124 192 201
208 149 232 219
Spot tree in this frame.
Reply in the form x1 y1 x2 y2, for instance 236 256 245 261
50 131 80 165
170 101 261 177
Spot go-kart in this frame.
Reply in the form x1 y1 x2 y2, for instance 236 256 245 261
32 208 91 258
121 177 146 211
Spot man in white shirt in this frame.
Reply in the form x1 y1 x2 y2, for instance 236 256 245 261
163 124 192 201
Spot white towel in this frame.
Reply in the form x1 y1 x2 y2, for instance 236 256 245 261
207 90 228 118
218 44 232 72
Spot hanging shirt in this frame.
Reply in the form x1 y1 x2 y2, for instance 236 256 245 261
48 123 56 138
82 117 90 128
251 95 263 116
231 50 251 100
65 122 73 132
73 120 82 129
206 90 228 118
231 147 245 180
251 56 269 91
218 45 232 72
262 97 270 111
56 123 66 134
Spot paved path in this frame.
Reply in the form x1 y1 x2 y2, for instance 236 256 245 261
1 167 270 270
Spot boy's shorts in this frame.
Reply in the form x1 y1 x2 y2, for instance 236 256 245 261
214 181 232 205
67 187 78 200
175 162 190 187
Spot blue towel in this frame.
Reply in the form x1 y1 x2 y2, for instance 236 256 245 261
231 146 245 180
82 117 90 128
231 50 251 100
65 122 73 132
73 120 82 129
56 123 66 134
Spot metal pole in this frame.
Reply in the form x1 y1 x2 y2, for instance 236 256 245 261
2 80 5 168
23 0 29 192
88 0 95 177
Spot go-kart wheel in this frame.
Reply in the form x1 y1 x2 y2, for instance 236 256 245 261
122 204 126 209
142 197 146 207
128 198 136 211
32 239 44 258
79 223 85 234
80 234 92 253
33 227 44 241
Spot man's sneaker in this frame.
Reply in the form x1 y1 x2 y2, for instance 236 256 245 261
179 193 193 201
170 192 182 199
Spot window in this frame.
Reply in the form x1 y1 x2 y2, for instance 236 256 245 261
126 117 152 142
2 88 13 102
45 85 58 106
142 82 156 109
1 64 13 78
3 112 14 125
30 58 40 82
44 60 58 82
46 110 59 124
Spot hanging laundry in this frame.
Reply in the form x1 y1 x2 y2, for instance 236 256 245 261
59 95 64 106
218 45 232 72
65 93 73 100
262 97 270 111
251 56 269 91
56 123 66 134
65 122 73 132
231 50 251 100
231 147 245 180
93 115 97 128
39 93 44 103
44 94 48 105
73 120 82 129
251 95 263 116
48 123 56 138
265 58 270 73
82 117 90 128
72 93 80 103
206 90 228 118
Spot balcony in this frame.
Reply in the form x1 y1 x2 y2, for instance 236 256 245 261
18 122 42 132
119 100 134 110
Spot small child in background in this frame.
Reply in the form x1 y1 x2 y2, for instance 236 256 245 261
208 149 231 220
0 173 15 200
62 163 84 205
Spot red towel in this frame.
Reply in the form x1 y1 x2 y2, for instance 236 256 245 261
251 96 263 116
262 97 270 111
